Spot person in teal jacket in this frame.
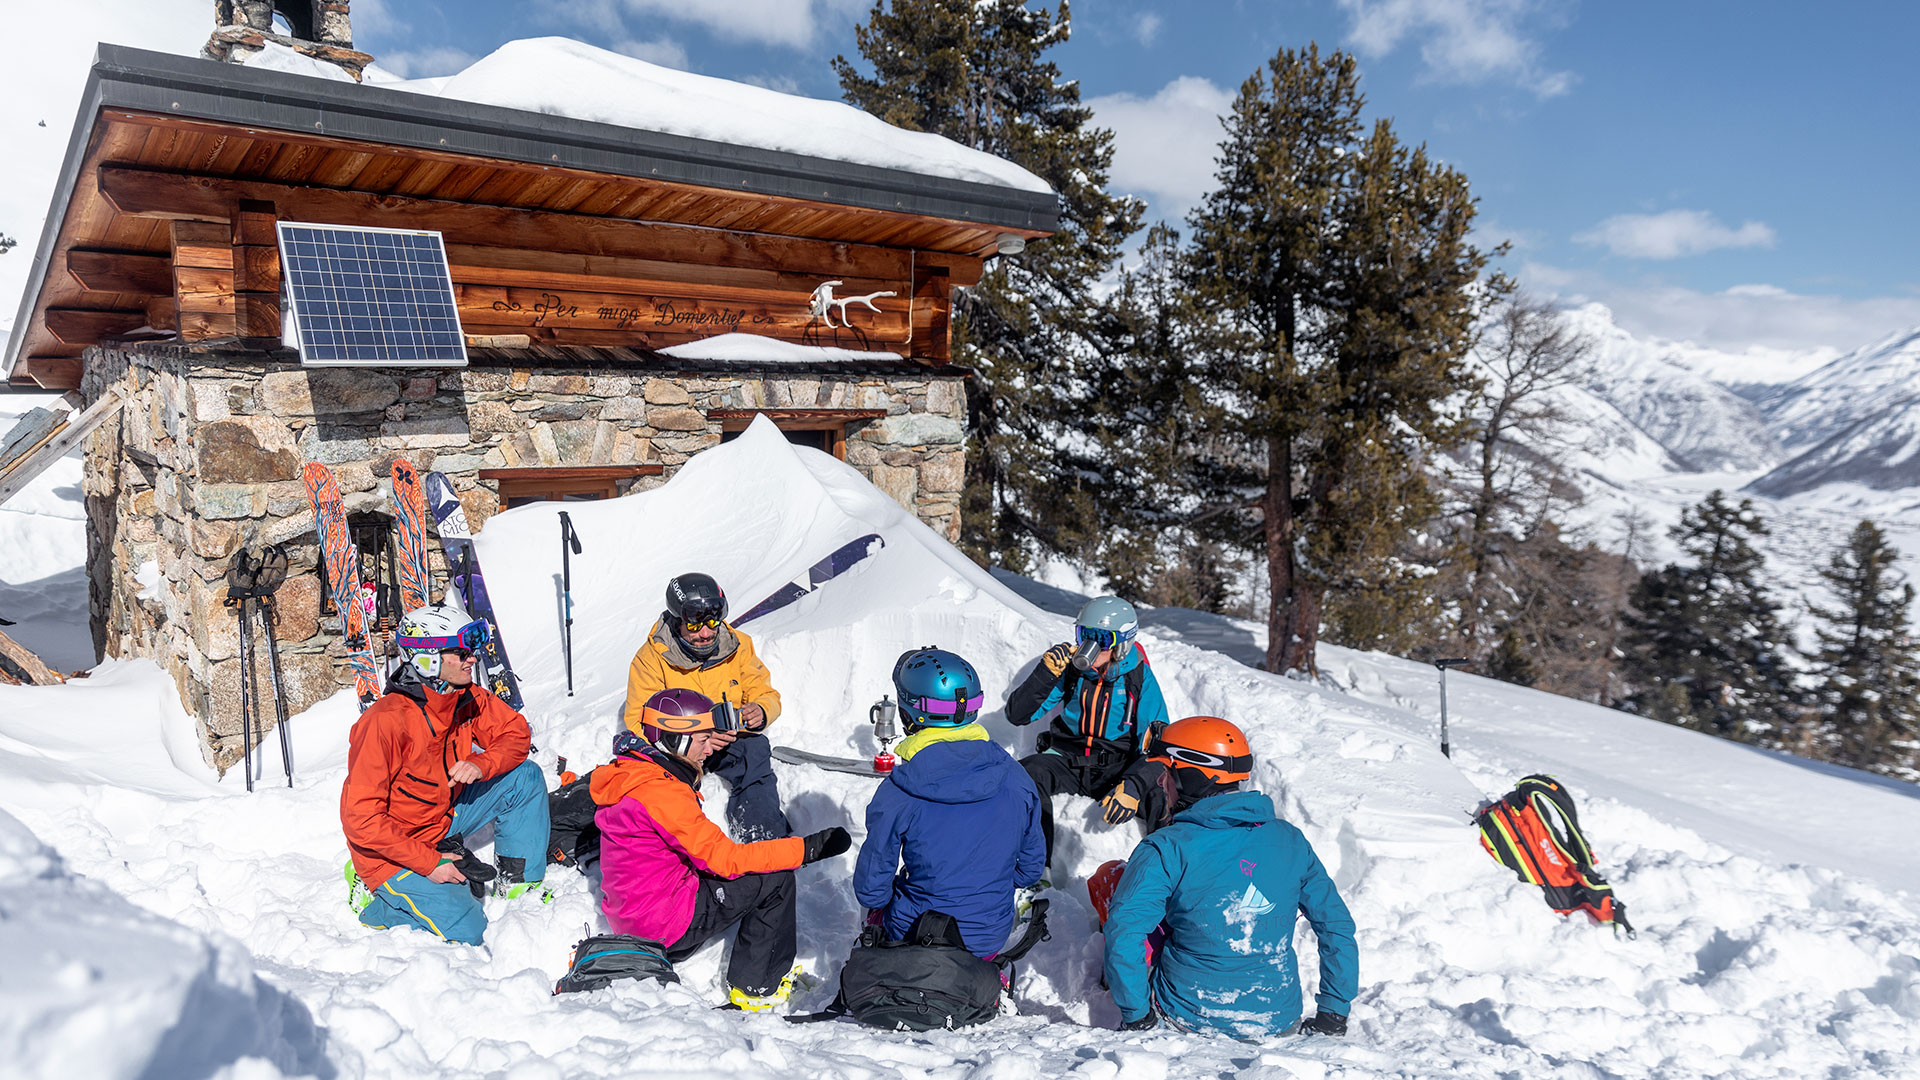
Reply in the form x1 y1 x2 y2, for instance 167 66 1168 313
1006 596 1172 867
1103 716 1357 1040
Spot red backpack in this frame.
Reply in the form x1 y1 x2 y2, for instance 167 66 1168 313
1475 775 1635 938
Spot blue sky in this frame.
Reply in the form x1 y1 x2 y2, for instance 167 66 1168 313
6 1 1917 356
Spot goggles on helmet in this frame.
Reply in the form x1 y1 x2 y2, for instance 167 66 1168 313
640 702 738 734
400 617 490 654
1161 744 1253 775
902 686 985 720
676 607 726 631
1075 625 1127 650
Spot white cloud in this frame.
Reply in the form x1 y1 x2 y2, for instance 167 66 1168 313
1088 76 1235 224
613 0 863 49
1521 261 1920 354
375 46 478 79
1338 0 1575 98
1132 13 1164 46
613 37 691 70
1573 209 1777 260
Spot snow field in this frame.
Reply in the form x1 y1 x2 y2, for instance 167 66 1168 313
0 419 1916 1078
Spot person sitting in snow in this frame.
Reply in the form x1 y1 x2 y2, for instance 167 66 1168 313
854 647 1047 957
1006 595 1173 871
1100 716 1357 1039
594 688 852 1010
342 604 550 946
622 572 790 841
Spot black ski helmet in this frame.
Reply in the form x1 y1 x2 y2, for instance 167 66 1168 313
664 572 728 625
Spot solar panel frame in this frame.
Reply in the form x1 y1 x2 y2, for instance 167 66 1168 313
276 221 469 368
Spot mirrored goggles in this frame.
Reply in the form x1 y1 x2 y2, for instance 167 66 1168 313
1075 625 1126 650
1161 744 1253 774
400 618 490 654
677 609 726 631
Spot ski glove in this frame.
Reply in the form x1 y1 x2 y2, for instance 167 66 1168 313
1119 1010 1160 1032
1101 776 1144 825
1041 642 1075 677
801 826 852 865
436 833 498 901
1300 1012 1347 1037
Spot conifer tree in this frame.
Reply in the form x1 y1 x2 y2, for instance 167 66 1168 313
835 0 1141 568
1185 46 1492 675
1622 490 1795 740
1809 520 1920 776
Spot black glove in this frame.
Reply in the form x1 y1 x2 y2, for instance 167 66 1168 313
436 833 498 900
1300 1011 1347 1037
1101 775 1144 825
801 826 852 864
1119 1010 1159 1032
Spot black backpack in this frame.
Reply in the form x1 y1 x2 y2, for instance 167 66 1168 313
547 772 602 870
553 934 678 994
792 901 1051 1031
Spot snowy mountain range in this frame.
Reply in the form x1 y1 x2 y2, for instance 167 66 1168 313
1749 327 1920 496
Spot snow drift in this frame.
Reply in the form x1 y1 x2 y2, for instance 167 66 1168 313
0 419 1917 1078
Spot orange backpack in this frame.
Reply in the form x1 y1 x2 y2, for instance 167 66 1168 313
1476 775 1634 937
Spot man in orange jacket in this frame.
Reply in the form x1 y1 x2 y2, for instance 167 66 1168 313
342 604 549 946
622 572 789 840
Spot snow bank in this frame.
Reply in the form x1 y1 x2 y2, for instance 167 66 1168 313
0 392 92 672
1 418 1917 1078
363 37 1051 195
658 332 908 365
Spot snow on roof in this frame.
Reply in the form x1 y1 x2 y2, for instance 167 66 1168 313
327 38 1051 196
656 333 909 365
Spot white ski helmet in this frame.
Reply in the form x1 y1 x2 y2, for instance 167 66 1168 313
396 604 489 684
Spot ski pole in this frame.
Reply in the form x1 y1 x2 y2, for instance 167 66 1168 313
234 596 256 791
1434 658 1471 759
260 595 294 786
559 511 582 696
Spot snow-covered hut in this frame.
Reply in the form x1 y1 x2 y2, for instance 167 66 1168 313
1 2 1056 768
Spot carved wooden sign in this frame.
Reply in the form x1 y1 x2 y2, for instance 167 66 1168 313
455 275 912 348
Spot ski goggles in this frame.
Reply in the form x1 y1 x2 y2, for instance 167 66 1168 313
639 703 725 734
1075 625 1132 650
676 608 726 631
1160 744 1253 775
903 688 985 719
399 618 490 655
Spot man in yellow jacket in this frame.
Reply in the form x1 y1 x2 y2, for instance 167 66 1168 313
623 572 789 840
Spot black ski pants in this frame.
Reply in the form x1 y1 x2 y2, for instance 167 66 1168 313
667 869 798 996
706 734 792 841
1021 749 1133 867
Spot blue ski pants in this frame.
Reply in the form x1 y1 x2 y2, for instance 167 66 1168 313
359 759 549 945
706 735 792 841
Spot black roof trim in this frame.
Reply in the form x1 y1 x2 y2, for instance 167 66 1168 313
6 44 1056 381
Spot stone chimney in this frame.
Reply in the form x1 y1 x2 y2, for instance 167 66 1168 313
204 1 374 81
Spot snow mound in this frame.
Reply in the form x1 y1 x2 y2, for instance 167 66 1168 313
657 332 906 365
365 37 1052 195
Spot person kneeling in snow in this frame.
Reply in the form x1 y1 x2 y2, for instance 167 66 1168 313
595 688 852 1010
1103 716 1357 1039
854 648 1047 957
342 605 550 946
1005 596 1173 872
623 572 789 841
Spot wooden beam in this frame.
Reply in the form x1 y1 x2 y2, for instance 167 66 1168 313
232 199 280 340
20 357 84 391
171 220 233 269
45 308 148 344
99 166 914 281
66 250 172 295
442 244 905 306
477 466 664 481
172 220 233 341
708 408 889 429
144 295 178 332
454 284 909 343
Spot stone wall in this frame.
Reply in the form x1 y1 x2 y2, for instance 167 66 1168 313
80 345 966 772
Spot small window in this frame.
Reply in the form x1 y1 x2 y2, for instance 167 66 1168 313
477 466 665 511
709 408 889 460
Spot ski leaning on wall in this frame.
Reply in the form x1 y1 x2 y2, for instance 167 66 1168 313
302 462 382 709
736 533 887 626
389 459 433 614
422 471 524 709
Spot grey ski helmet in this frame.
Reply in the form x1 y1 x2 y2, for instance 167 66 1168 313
1074 595 1140 651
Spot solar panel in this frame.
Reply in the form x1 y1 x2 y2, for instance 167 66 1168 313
276 222 468 367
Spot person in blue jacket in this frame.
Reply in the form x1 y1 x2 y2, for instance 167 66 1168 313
854 647 1047 957
1104 716 1358 1039
1006 596 1173 868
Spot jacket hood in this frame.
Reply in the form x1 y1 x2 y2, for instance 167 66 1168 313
383 663 477 723
890 734 1020 804
649 617 741 671
1173 789 1274 829
590 748 698 806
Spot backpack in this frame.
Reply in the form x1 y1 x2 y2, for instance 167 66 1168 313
547 771 601 870
791 901 1052 1031
1475 775 1635 938
553 934 678 994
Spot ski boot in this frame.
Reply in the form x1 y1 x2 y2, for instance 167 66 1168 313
493 856 553 904
723 963 808 1013
344 859 373 914
1014 878 1051 918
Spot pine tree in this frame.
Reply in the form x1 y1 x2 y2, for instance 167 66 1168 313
1185 46 1493 675
1621 490 1796 740
835 0 1142 569
1809 520 1920 777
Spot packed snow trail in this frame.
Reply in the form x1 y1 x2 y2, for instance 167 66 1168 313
0 419 1915 1079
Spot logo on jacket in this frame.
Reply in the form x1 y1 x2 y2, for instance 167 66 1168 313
1224 882 1277 922
1240 859 1258 877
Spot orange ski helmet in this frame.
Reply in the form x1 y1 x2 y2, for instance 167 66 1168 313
1155 716 1253 784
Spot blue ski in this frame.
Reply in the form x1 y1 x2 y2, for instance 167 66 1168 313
736 533 886 626
422 471 524 709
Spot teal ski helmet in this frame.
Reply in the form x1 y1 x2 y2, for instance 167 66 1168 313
1074 595 1140 652
891 647 983 731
